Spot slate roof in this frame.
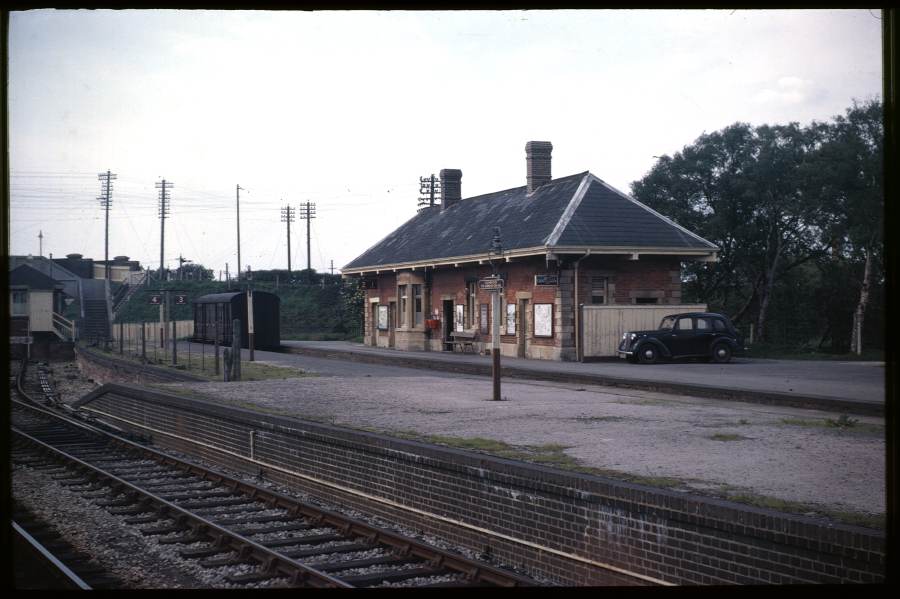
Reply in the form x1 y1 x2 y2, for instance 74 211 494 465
9 264 64 290
343 172 717 272
9 255 81 282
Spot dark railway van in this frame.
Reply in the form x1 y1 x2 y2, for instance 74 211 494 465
191 291 281 351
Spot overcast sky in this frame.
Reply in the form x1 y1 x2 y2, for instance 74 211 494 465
8 9 883 277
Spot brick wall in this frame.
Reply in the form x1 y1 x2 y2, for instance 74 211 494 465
363 255 683 361
76 384 885 586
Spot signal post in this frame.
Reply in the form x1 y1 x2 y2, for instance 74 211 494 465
479 275 504 401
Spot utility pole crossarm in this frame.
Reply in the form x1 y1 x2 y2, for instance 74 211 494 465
98 170 117 280
298 201 316 281
155 178 174 281
236 184 246 281
418 174 441 209
280 203 295 275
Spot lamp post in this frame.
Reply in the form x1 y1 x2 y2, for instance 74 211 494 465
489 227 503 401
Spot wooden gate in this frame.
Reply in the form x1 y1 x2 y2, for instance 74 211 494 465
581 304 708 358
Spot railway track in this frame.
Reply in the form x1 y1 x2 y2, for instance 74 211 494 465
11 396 536 588
13 504 122 589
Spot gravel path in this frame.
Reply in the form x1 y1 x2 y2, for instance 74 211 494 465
39 357 885 521
162 361 885 520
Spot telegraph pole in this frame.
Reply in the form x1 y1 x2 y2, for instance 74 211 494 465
280 204 295 276
236 184 245 281
299 201 316 282
98 170 117 280
155 179 173 281
418 174 441 209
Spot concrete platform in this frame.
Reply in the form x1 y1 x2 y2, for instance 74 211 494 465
278 340 885 416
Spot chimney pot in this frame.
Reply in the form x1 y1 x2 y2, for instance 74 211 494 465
440 169 462 210
526 141 553 193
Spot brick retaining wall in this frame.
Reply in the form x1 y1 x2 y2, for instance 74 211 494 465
73 383 884 586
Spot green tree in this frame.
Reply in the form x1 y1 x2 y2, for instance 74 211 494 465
631 122 824 341
804 100 883 353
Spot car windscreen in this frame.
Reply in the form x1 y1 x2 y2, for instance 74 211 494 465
659 316 676 330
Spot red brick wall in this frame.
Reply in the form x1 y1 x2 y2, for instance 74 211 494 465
362 255 684 356
573 255 682 306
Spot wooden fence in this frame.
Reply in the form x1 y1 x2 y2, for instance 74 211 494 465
581 304 708 357
111 320 194 347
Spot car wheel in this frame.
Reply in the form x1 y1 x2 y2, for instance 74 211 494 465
711 343 732 364
638 344 659 364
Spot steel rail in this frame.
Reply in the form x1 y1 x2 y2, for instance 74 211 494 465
11 398 535 587
11 422 352 588
12 521 93 590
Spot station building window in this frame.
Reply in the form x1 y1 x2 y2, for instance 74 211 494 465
399 285 408 327
465 280 477 329
413 284 423 327
11 290 28 316
591 277 607 305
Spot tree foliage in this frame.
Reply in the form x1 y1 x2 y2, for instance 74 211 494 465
630 100 883 352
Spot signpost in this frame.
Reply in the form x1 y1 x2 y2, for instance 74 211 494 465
480 275 504 401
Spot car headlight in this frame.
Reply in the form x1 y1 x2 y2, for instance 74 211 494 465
629 333 638 339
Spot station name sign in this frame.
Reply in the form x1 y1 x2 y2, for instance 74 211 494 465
478 277 504 291
535 274 559 286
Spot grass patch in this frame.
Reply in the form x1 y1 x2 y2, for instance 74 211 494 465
610 398 668 407
92 344 312 382
240 362 313 381
781 417 883 434
709 433 750 442
726 493 885 530
393 432 688 488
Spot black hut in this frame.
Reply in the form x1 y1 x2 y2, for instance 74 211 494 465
192 291 280 350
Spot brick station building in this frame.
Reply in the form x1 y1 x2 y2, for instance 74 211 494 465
342 142 718 361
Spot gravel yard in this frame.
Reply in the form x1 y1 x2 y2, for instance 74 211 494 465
160 361 885 524
37 357 886 525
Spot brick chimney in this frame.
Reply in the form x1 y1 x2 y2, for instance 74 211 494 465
440 169 462 210
526 141 553 193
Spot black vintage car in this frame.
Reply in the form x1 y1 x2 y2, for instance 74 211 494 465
617 312 745 364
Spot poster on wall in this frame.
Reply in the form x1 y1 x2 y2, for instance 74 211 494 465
534 303 553 337
506 303 516 335
480 304 489 334
377 305 388 330
455 305 464 332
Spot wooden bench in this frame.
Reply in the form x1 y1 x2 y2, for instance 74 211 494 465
449 330 478 353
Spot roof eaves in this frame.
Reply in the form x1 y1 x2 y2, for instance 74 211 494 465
341 245 551 275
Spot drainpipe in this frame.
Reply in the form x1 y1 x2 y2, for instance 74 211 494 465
573 251 591 362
